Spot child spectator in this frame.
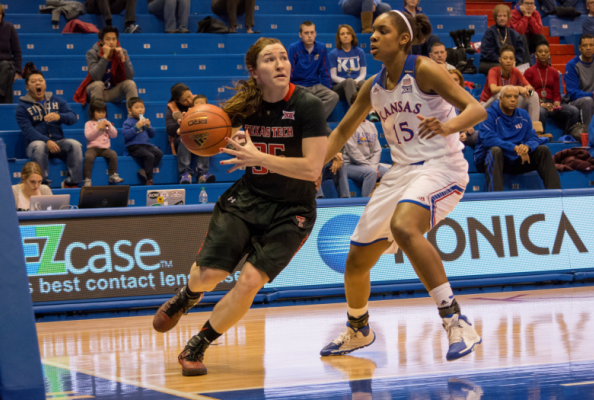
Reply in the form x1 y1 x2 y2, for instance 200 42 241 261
123 97 163 185
480 45 539 122
524 42 580 139
83 99 124 187
329 24 367 109
12 161 52 211
166 84 215 184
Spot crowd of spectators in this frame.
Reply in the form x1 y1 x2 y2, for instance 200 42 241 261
4 0 594 199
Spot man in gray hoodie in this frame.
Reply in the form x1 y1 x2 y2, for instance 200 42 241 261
85 26 137 105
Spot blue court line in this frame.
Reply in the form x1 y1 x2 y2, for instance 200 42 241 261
200 360 594 400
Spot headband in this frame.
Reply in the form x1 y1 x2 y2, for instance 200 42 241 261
390 10 414 40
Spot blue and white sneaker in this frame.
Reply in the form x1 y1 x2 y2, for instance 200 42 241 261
320 322 375 356
443 314 482 361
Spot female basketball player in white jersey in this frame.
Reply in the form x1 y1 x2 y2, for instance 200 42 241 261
320 10 487 361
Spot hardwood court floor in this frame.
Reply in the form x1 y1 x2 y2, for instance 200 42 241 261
39 287 594 400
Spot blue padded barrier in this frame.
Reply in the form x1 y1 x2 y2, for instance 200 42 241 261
0 139 45 400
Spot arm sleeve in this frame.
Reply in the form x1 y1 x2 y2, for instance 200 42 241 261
87 49 109 81
122 120 137 142
486 67 499 90
565 62 592 100
146 126 156 138
10 25 22 72
331 67 344 83
552 70 561 103
122 49 134 79
165 107 180 138
57 98 77 126
356 66 367 82
319 47 333 89
16 106 48 143
512 31 525 65
288 44 297 72
478 116 517 153
529 11 543 34
509 10 528 35
523 126 541 152
298 94 329 139
84 121 102 141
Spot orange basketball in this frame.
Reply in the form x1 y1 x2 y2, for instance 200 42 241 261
179 104 232 157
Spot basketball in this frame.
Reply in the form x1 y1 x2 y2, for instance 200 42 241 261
179 104 232 157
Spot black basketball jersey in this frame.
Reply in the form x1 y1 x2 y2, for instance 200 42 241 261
240 84 328 204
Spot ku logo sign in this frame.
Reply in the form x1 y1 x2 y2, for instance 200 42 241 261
20 224 167 277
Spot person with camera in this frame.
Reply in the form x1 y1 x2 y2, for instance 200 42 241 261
479 45 539 122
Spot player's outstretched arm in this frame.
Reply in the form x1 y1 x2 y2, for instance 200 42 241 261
416 57 487 136
220 132 327 181
324 76 375 164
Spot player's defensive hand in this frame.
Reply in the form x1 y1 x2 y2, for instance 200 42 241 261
219 131 263 173
417 114 450 139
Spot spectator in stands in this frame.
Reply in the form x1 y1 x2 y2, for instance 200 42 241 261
211 0 258 33
85 0 140 33
83 99 124 187
524 42 581 139
12 162 53 211
0 4 21 104
343 93 388 197
123 97 163 185
449 69 479 147
76 26 138 106
474 86 560 191
16 70 82 188
166 84 214 184
541 0 579 16
399 1 441 57
148 0 190 33
289 21 339 120
339 0 391 33
510 0 547 56
479 5 526 75
317 152 350 198
429 42 456 70
583 0 594 36
329 25 367 109
480 45 539 122
565 34 594 126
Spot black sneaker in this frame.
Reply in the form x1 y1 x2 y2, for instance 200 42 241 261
178 334 210 376
153 287 203 333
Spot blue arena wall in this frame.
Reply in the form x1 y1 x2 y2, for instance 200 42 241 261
17 189 594 315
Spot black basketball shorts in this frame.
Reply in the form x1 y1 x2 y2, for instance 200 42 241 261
195 179 316 282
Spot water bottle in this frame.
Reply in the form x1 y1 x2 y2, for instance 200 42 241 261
199 187 208 204
139 113 145 122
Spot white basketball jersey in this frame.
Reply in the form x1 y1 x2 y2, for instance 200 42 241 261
370 55 463 165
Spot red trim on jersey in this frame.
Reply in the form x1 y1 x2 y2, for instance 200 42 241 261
284 83 296 102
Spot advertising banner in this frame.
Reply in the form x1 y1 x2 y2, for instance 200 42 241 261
19 196 593 304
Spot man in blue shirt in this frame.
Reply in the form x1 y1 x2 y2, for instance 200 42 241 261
289 21 339 120
474 86 560 191
564 34 594 126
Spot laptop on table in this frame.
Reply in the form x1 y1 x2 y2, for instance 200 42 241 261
29 195 71 211
78 185 130 209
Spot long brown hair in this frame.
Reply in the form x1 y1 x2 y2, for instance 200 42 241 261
336 24 358 50
21 161 43 182
223 38 286 120
387 11 432 53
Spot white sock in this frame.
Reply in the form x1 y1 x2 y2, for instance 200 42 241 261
429 282 454 309
348 304 368 318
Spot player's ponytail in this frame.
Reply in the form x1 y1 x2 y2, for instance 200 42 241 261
223 37 285 121
388 11 432 53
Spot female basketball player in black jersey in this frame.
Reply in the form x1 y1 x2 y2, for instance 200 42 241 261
152 37 328 376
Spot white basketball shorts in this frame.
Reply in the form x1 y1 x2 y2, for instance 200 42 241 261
351 152 469 254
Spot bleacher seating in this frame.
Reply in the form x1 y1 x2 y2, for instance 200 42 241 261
2 0 592 199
